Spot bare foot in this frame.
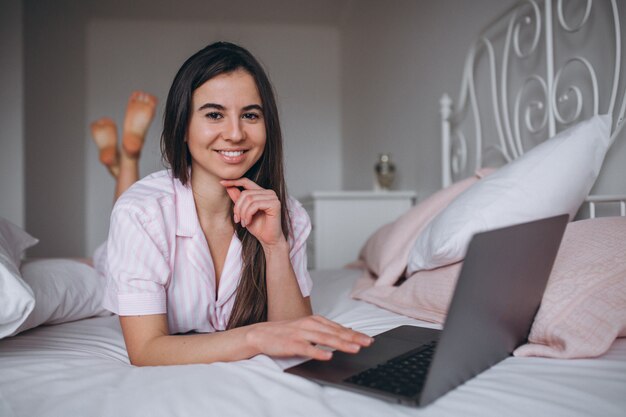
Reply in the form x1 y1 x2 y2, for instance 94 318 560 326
90 118 120 177
122 91 157 158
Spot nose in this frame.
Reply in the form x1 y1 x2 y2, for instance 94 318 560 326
224 117 244 143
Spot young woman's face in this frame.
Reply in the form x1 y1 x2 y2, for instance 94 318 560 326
187 69 266 183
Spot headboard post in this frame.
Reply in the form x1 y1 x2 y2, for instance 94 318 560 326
440 93 453 188
544 0 556 137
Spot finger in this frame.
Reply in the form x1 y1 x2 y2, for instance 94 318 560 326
306 316 348 335
233 190 280 224
225 186 242 204
308 315 360 335
283 341 332 361
233 190 276 215
308 316 373 346
302 344 333 361
299 330 362 354
232 190 275 220
220 177 263 191
235 191 278 222
309 315 345 329
224 187 242 223
315 326 373 347
240 198 280 227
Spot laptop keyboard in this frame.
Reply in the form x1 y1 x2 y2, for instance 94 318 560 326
343 340 438 398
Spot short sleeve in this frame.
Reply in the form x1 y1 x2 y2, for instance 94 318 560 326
287 197 313 297
102 202 171 316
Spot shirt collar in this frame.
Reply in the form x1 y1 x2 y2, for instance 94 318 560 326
174 172 197 237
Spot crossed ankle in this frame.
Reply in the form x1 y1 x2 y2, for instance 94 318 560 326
122 133 145 158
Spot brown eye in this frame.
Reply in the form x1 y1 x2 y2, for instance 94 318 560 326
206 112 223 120
242 112 261 120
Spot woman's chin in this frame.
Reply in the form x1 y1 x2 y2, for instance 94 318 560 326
219 170 248 181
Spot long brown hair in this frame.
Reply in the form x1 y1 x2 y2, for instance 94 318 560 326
161 42 290 329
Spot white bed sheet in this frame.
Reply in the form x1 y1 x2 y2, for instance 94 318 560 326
1 268 625 417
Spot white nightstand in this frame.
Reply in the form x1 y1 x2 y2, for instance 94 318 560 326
302 191 417 269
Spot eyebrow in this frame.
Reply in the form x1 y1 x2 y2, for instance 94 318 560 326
198 103 263 112
198 103 225 111
243 104 263 112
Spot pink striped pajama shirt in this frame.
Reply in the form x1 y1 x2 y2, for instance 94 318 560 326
96 169 312 334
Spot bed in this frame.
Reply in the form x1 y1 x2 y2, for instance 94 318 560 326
0 269 625 417
2 0 626 416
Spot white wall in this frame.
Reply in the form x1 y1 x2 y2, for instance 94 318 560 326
85 20 341 254
0 0 24 227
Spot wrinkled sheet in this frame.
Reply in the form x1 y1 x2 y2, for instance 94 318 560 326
1 268 625 417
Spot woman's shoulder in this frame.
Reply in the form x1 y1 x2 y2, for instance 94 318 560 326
285 195 311 237
113 170 178 217
285 196 307 218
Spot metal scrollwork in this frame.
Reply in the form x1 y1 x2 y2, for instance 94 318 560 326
557 0 593 32
501 0 544 161
525 100 548 133
440 0 625 189
514 75 549 155
552 57 599 125
513 0 542 58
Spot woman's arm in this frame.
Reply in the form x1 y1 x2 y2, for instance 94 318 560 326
221 178 311 321
118 179 372 366
262 239 312 321
120 313 372 366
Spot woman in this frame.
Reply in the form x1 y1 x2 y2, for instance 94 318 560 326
92 42 372 366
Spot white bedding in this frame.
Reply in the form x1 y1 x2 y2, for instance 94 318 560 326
1 268 625 417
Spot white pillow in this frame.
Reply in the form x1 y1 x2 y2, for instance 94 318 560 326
0 217 37 338
13 259 111 335
408 114 612 273
0 216 38 267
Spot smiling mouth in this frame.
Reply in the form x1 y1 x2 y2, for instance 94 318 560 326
215 149 250 164
217 150 247 157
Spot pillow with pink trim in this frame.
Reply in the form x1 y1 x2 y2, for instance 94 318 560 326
358 168 494 287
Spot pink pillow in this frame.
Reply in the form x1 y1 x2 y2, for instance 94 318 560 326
358 168 493 287
514 216 626 358
353 216 626 358
352 263 461 324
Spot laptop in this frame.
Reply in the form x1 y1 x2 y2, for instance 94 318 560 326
286 214 568 407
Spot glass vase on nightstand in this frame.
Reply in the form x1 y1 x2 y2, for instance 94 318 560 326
374 153 396 190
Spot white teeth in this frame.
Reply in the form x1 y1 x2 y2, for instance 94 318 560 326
219 150 244 157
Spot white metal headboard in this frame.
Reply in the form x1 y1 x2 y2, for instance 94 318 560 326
440 0 626 216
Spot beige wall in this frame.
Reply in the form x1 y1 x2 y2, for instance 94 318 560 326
0 0 24 227
85 20 342 254
23 0 87 257
341 0 516 196
2 0 625 256
21 0 346 256
341 0 626 198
